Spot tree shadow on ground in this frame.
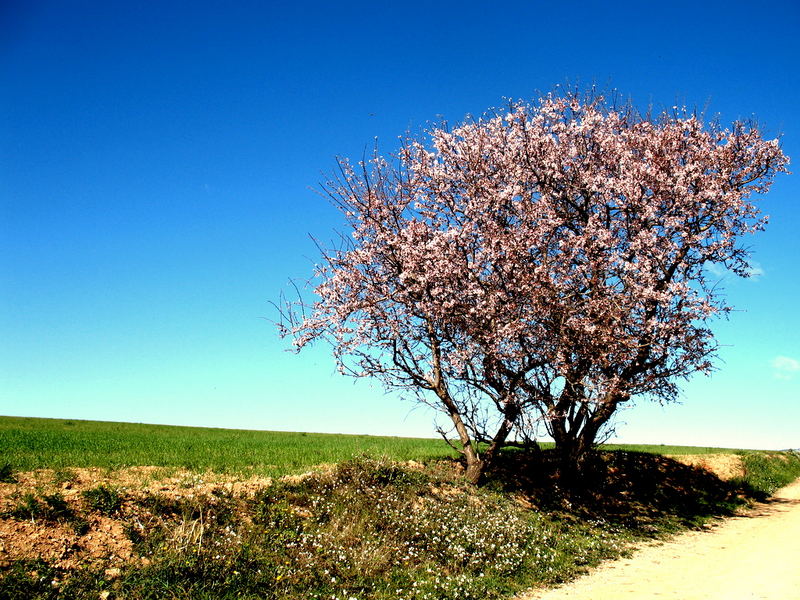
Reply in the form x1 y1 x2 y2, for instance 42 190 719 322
487 450 757 534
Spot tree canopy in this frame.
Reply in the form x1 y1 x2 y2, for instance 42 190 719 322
282 91 788 483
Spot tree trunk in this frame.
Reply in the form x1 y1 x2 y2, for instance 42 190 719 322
426 321 489 485
464 454 485 485
551 416 595 488
554 437 587 489
437 394 486 485
550 393 623 485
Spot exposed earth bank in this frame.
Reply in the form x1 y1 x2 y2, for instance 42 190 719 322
520 477 800 600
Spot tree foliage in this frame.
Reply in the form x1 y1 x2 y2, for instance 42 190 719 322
282 91 788 483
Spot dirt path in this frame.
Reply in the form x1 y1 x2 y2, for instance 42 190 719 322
521 478 800 600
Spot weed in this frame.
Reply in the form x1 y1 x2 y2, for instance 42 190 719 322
123 521 145 544
334 454 429 489
9 492 43 520
8 493 55 520
0 559 104 600
6 490 86 535
137 491 181 517
71 518 90 536
41 492 74 521
52 468 78 487
81 484 123 515
0 559 62 600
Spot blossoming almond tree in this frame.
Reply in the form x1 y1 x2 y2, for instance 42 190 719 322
281 91 788 484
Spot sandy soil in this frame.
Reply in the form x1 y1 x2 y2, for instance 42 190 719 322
520 478 800 600
669 453 745 480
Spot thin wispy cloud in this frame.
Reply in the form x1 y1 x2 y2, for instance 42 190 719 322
705 262 727 279
744 262 765 279
772 355 800 381
704 261 765 281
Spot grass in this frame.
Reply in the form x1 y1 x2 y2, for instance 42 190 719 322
733 450 800 498
0 416 458 477
599 443 748 455
0 463 16 483
81 484 124 515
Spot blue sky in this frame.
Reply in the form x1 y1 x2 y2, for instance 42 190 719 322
1 0 798 449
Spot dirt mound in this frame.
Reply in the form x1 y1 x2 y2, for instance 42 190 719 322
0 467 274 570
668 453 745 480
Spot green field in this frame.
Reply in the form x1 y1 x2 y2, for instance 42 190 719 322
1 415 747 476
0 415 459 476
599 443 746 455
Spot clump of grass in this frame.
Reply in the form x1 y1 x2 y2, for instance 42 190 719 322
7 491 80 527
0 463 17 483
71 517 90 536
81 484 123 515
52 468 79 487
41 492 74 521
9 492 43 521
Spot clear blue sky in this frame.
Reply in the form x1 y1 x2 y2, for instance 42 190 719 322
1 0 798 449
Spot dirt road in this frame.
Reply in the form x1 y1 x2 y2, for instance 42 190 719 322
521 478 800 600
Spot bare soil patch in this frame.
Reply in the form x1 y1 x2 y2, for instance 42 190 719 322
668 453 745 480
0 467 274 570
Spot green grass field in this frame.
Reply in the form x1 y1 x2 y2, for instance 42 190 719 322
1 415 747 477
0 415 459 476
599 443 744 455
